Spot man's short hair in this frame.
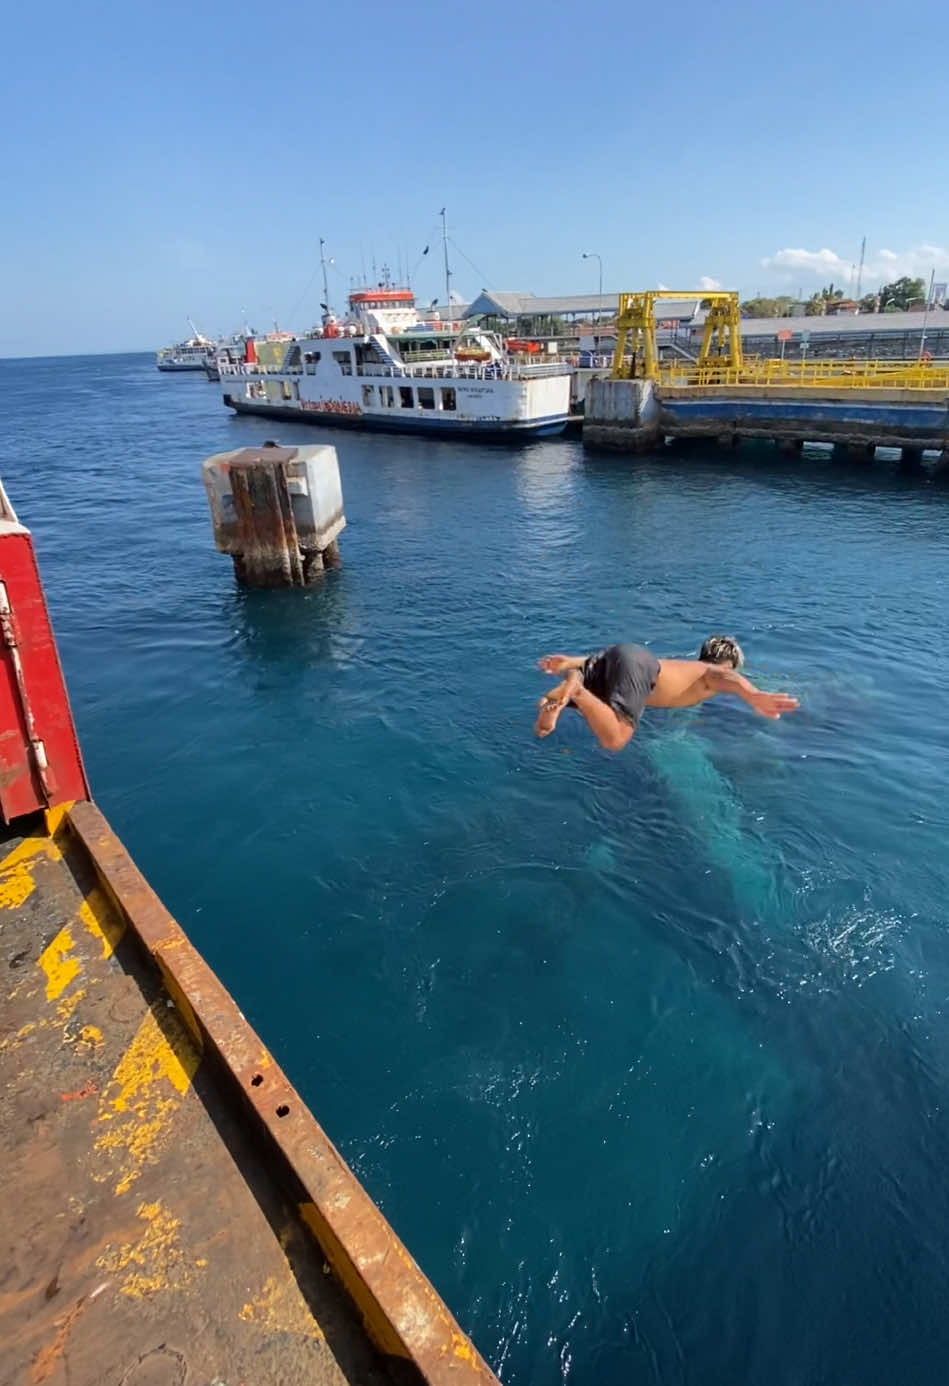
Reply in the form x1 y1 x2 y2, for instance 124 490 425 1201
700 635 744 668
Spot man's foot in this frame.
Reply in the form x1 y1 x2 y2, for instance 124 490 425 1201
534 670 583 738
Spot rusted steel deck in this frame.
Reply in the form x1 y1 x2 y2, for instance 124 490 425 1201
1 805 498 1386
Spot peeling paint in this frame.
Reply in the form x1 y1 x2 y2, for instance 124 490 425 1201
96 1200 189 1298
94 1001 200 1194
238 1273 325 1339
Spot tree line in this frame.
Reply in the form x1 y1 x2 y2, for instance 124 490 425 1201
735 277 932 319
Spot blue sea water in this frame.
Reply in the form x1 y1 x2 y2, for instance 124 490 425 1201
4 351 949 1385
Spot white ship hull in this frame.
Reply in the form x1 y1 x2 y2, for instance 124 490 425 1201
157 357 209 372
221 350 570 439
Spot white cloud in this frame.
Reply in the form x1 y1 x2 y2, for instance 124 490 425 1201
762 244 949 287
699 275 723 291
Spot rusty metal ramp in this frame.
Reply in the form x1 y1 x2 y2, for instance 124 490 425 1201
0 806 498 1386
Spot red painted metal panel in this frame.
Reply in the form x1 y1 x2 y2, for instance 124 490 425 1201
0 527 89 820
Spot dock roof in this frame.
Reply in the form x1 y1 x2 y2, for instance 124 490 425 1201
707 309 949 337
465 291 702 322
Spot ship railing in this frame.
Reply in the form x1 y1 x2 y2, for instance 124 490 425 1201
219 360 570 383
653 357 949 390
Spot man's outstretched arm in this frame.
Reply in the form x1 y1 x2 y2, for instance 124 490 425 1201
538 654 587 675
702 665 800 719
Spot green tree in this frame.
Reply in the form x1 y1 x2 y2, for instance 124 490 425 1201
878 276 926 310
740 296 780 317
804 294 826 316
859 293 879 313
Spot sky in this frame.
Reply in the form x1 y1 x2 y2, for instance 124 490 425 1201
3 0 949 357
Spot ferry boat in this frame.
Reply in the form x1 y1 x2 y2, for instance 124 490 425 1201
206 328 294 381
156 320 213 372
219 287 571 438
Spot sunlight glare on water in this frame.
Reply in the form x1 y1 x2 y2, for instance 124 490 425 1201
4 352 949 1385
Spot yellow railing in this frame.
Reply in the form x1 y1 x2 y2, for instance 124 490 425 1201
655 358 949 391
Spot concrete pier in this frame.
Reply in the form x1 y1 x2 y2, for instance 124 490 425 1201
203 442 345 587
583 378 949 459
583 378 661 451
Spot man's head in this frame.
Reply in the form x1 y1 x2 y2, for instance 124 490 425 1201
699 635 744 669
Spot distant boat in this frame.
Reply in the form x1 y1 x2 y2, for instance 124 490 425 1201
156 320 213 372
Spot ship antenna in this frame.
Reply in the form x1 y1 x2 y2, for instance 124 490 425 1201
440 208 452 322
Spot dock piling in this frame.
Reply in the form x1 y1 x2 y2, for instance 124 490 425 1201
847 442 875 464
203 443 346 588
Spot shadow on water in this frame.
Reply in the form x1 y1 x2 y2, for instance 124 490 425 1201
580 436 949 502
579 716 949 1386
224 568 358 672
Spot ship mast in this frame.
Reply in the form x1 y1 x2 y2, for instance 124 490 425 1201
320 239 332 322
440 208 452 324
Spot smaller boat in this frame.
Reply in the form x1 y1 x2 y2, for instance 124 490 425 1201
156 319 213 372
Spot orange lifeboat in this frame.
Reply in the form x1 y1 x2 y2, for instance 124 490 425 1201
455 347 492 362
505 338 541 354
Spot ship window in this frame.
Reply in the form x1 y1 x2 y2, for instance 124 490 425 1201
362 385 375 406
417 387 436 410
399 386 414 408
333 351 352 374
381 385 395 407
441 387 456 411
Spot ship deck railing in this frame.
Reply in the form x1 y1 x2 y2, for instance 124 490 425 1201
220 361 570 383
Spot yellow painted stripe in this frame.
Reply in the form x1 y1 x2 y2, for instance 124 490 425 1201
0 818 64 910
38 926 81 1000
94 1000 200 1195
78 884 125 958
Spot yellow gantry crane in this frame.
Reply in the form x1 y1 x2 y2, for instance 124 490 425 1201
611 290 742 380
609 290 949 390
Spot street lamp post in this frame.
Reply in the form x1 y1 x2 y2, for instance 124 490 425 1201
582 251 603 353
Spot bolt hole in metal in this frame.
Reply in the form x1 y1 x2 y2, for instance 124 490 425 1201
276 1104 290 1118
250 1073 263 1087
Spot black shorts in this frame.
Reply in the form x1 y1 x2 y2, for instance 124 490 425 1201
581 643 660 730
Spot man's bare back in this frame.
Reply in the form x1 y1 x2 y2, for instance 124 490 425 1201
535 637 799 752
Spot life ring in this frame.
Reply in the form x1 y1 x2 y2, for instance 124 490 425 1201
922 349 933 363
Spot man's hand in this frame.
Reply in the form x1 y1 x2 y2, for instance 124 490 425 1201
538 654 583 675
748 690 800 720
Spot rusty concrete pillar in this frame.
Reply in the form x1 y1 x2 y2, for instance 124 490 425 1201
716 432 739 449
899 446 923 468
777 438 803 456
229 457 304 587
847 442 875 463
203 443 346 588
